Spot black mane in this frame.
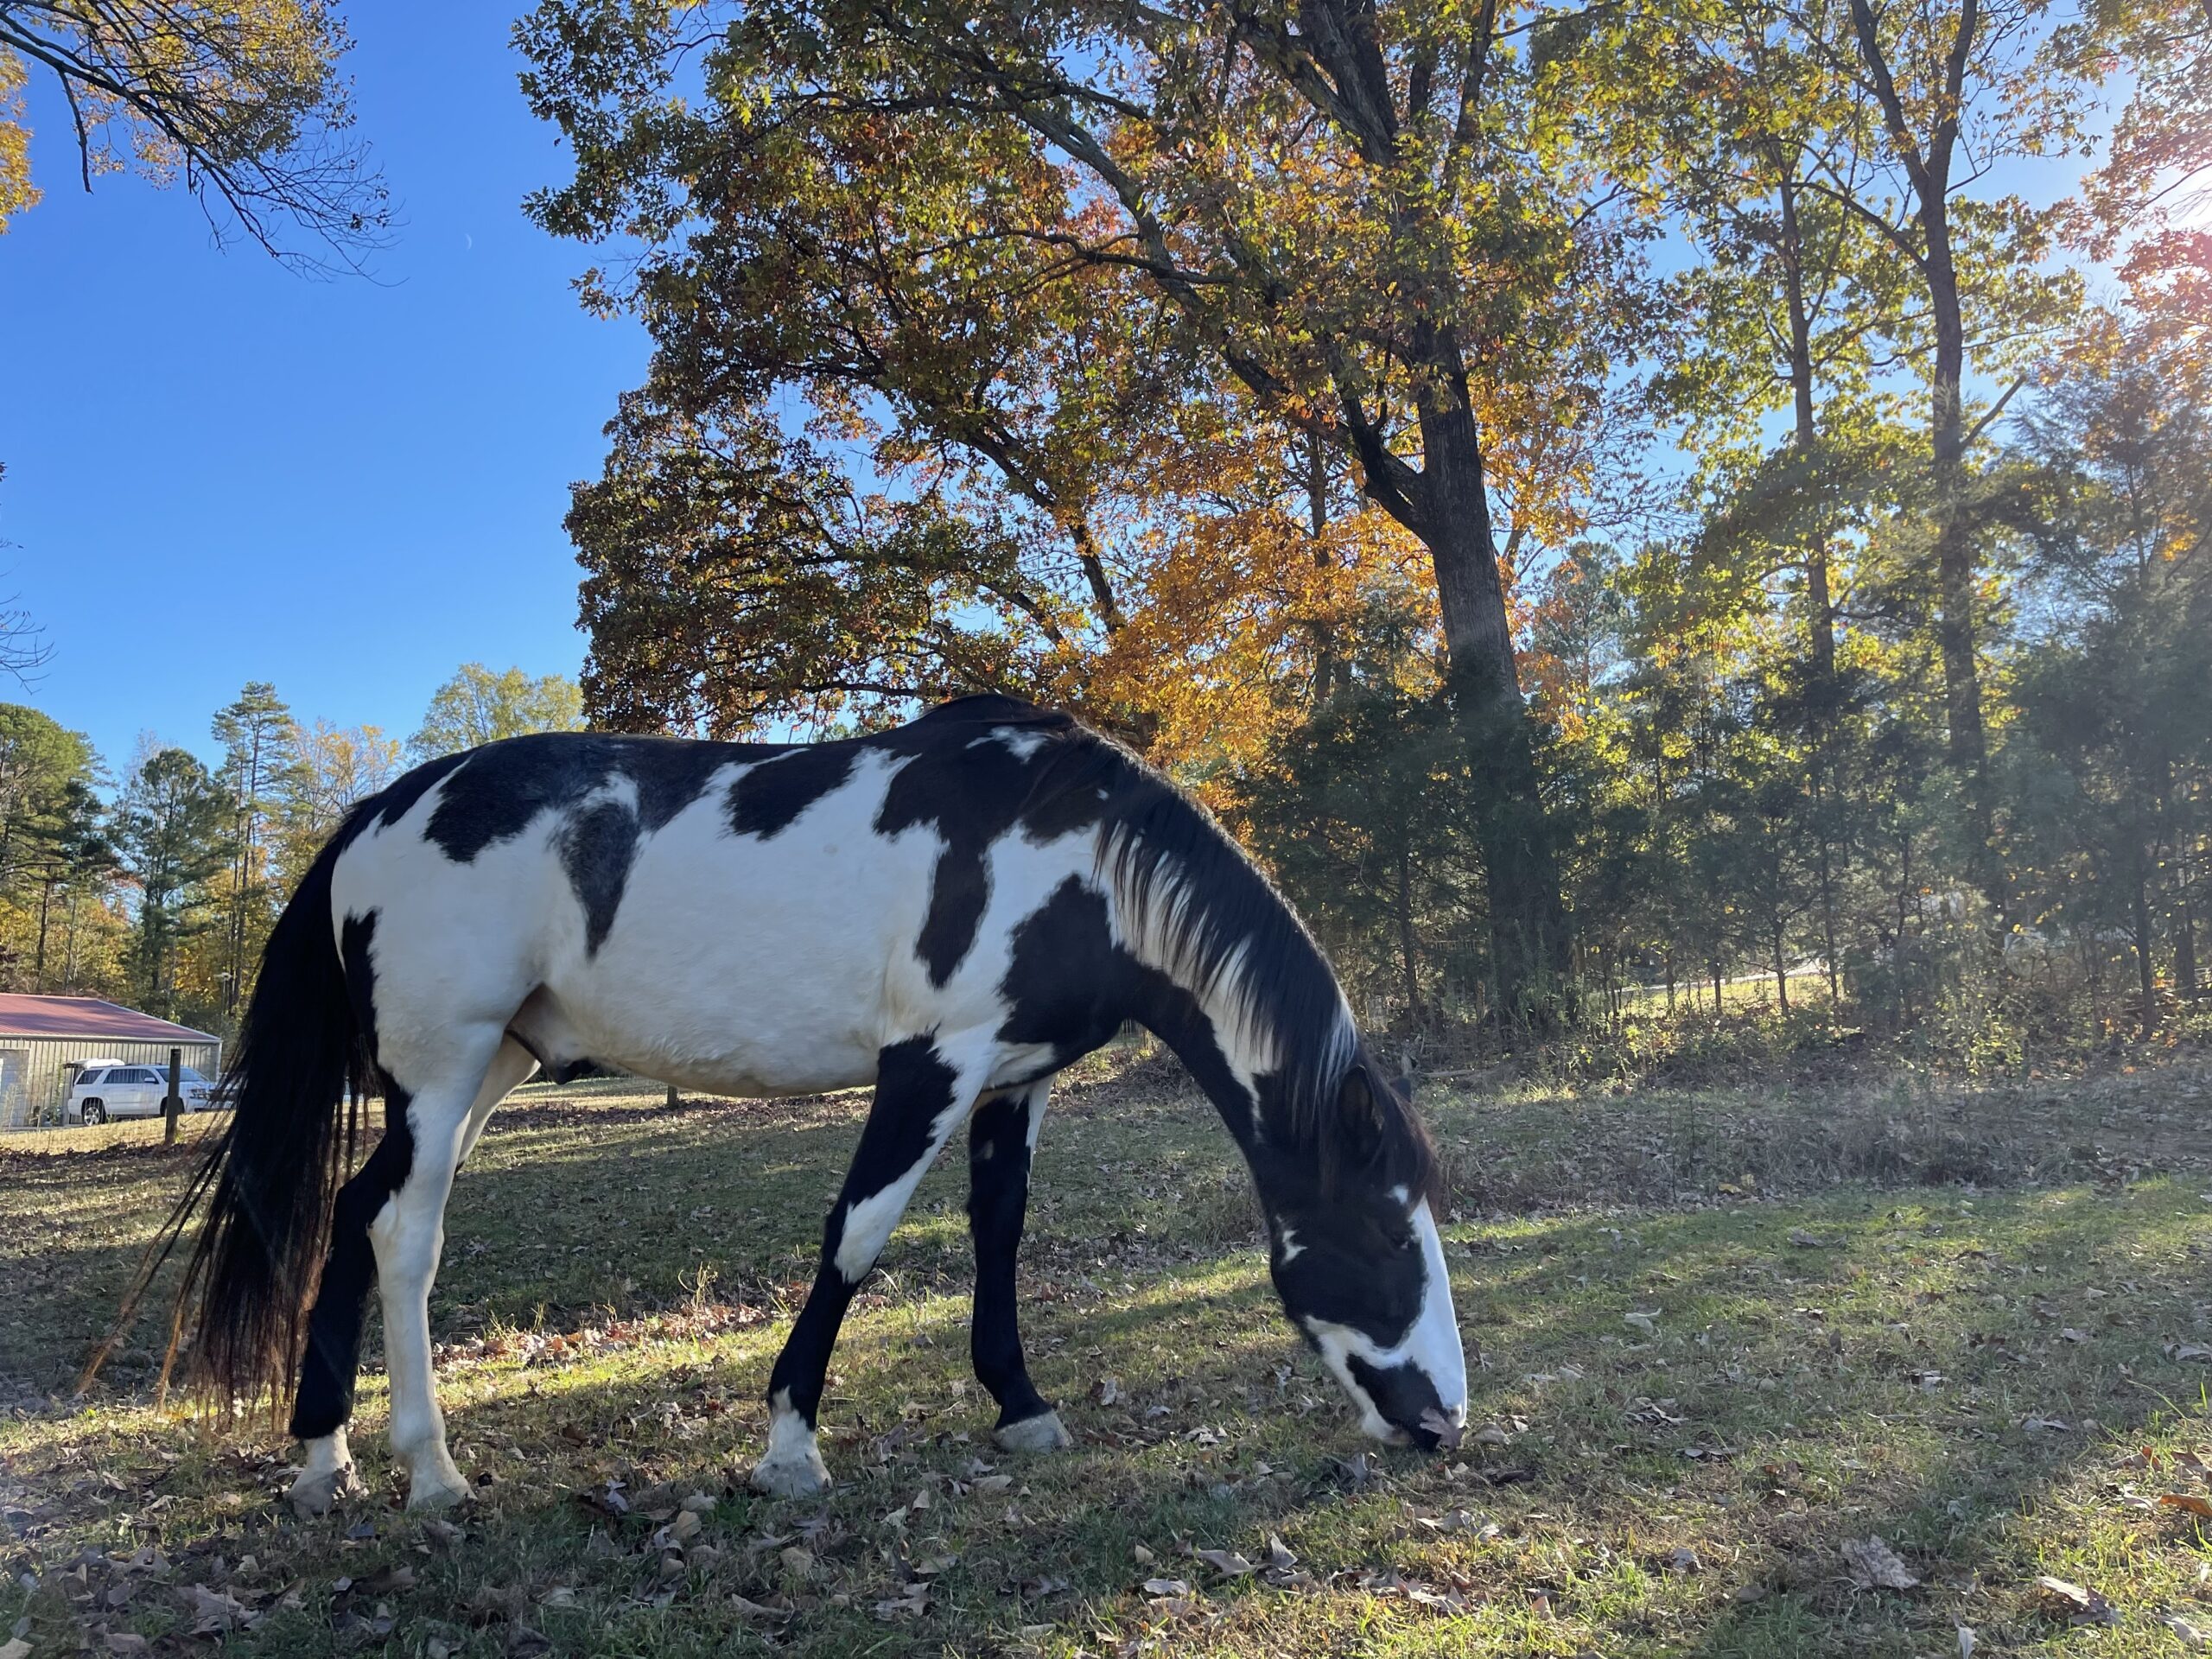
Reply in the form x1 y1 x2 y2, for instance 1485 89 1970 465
991 706 1434 1199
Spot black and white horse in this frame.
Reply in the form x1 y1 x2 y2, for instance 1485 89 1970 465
130 696 1465 1511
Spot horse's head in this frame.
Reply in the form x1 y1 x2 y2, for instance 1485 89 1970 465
1253 1053 1468 1449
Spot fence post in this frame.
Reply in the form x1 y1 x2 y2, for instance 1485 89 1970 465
665 1083 680 1109
163 1047 182 1146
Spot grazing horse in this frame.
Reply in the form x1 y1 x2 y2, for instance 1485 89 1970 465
124 696 1466 1511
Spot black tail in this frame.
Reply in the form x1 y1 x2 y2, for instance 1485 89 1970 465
86 833 371 1416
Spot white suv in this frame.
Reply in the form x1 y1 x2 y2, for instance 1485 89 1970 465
67 1062 217 1125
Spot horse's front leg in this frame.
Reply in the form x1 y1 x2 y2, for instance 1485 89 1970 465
967 1077 1071 1452
289 1033 532 1516
750 1032 992 1497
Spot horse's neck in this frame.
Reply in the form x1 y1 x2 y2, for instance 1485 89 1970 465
1120 925 1348 1155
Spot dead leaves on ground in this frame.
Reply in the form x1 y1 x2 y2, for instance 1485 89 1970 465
1840 1535 1921 1592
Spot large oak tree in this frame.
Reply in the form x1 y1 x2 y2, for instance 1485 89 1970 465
520 0 1649 1021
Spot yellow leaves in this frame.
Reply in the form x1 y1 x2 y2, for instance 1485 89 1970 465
1084 493 1432 797
0 48 36 233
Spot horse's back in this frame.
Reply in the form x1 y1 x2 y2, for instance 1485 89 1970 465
321 703 1122 1095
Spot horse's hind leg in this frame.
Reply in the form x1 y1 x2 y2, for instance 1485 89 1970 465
967 1077 1070 1452
374 1033 537 1510
751 1030 995 1497
289 1032 530 1515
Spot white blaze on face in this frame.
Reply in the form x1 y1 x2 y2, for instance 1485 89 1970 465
1301 1198 1468 1443
1406 1199 1469 1421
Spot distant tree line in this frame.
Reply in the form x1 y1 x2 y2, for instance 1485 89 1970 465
0 664 582 1031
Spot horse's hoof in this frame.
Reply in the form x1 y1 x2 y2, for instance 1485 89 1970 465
405 1471 474 1512
289 1461 361 1518
994 1409 1073 1453
749 1449 831 1498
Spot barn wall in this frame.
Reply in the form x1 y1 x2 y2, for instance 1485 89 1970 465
0 1038 224 1128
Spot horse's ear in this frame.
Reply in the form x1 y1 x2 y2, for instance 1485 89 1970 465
1338 1065 1387 1148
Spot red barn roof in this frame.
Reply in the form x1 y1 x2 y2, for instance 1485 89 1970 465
0 995 219 1044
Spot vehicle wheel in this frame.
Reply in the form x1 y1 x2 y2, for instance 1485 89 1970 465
80 1101 105 1125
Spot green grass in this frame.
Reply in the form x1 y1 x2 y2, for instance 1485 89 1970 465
3 1048 2210 1656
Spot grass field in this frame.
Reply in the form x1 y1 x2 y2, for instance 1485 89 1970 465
3 1046 2210 1656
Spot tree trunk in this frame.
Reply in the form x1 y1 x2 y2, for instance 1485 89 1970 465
34 868 53 987
2133 866 2158 1033
1773 918 1791 1015
1415 396 1571 1029
1308 429 1338 705
1777 160 1841 690
1395 842 1421 1026
1843 0 1999 912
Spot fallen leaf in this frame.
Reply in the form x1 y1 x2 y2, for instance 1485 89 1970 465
1132 1543 1156 1565
1195 1548 1255 1577
1266 1534 1297 1570
728 1594 791 1622
359 1563 416 1595
1840 1536 1920 1592
0 1642 24 1659
2160 1613 2208 1647
2033 1576 2119 1624
1957 1625 1976 1658
1624 1311 1659 1335
182 1582 257 1634
1787 1229 1831 1249
2061 1328 2090 1344
2163 1494 2212 1519
1142 1577 1192 1598
104 1637 150 1656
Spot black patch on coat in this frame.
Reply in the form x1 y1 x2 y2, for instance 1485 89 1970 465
407 733 768 864
994 878 1126 1071
967 1087 1051 1427
764 1033 968 1428
556 798 639 954
423 737 607 862
830 1035 962 1237
327 751 470 862
339 910 382 1065
727 746 856 839
632 737 765 830
1344 1353 1450 1448
295 906 411 1440
875 734 1043 984
1266 1187 1426 1347
290 1088 413 1440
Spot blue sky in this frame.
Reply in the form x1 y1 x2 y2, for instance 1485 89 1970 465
0 1 647 779
0 7 2127 783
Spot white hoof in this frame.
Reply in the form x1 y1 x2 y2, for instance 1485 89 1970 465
749 1446 831 1498
995 1409 1073 1453
405 1463 474 1512
289 1460 362 1518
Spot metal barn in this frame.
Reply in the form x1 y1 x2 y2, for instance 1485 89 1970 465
0 995 222 1128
